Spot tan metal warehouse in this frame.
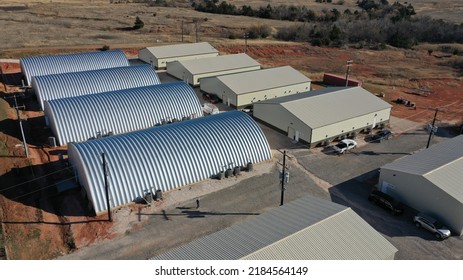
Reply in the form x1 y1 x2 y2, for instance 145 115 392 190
253 87 391 147
151 196 398 260
166 53 261 86
379 135 463 235
200 66 311 108
138 42 219 69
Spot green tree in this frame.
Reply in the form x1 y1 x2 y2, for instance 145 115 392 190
133 16 144 30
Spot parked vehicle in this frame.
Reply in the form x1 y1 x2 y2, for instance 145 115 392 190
413 213 451 240
370 129 393 142
368 190 404 215
333 139 357 154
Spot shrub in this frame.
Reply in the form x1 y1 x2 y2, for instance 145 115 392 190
133 16 144 30
100 45 110 51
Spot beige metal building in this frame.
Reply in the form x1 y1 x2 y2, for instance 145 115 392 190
379 135 463 235
138 42 219 69
166 53 261 86
200 66 311 108
151 195 398 260
253 87 391 147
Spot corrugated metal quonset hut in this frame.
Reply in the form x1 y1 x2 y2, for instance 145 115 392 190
166 53 261 86
379 135 463 235
200 66 311 108
138 42 219 69
253 87 391 147
44 82 202 146
68 111 272 215
152 195 398 260
20 50 129 86
31 65 160 110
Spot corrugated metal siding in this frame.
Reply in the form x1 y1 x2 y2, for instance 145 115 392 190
214 66 311 95
31 65 160 110
382 135 463 203
255 87 391 129
68 111 272 214
20 50 129 85
382 135 463 175
172 53 261 75
44 82 202 146
243 210 396 260
142 42 218 59
152 196 397 260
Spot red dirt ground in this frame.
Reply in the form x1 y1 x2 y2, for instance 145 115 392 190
1 43 462 259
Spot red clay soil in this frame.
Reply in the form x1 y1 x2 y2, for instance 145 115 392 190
1 43 462 259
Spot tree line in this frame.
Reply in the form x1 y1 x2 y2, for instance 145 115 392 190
189 0 463 49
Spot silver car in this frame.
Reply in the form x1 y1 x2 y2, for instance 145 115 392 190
332 139 357 154
413 213 451 240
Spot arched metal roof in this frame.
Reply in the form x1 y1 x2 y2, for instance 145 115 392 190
20 50 129 85
32 65 160 110
44 82 203 146
68 111 272 214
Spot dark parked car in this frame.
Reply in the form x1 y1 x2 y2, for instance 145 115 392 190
370 129 393 143
368 190 404 215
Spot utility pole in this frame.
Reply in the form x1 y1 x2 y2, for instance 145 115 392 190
244 32 249 54
280 150 288 206
345 60 353 87
102 152 112 222
195 20 199 43
426 108 440 149
181 20 184 42
5 94 29 158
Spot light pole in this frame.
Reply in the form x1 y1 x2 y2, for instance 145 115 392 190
345 60 353 87
244 32 249 54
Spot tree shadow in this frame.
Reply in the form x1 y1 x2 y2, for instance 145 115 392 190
115 27 135 31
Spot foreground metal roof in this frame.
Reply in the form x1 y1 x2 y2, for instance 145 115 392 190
255 87 391 128
32 65 160 110
68 111 272 214
45 82 202 146
152 196 398 260
210 66 311 95
142 42 218 59
20 50 128 85
382 135 463 204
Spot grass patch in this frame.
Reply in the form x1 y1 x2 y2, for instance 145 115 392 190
0 135 8 156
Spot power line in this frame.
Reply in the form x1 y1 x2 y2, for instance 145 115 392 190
0 166 73 194
9 176 76 201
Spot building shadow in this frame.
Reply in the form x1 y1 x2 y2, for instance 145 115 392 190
0 116 52 147
140 210 259 219
327 169 436 240
0 160 93 219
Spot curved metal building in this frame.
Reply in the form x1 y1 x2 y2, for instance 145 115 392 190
44 82 203 146
20 50 129 86
32 65 161 110
68 111 272 214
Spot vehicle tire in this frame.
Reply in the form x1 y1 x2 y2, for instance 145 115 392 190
435 233 442 239
415 222 421 228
